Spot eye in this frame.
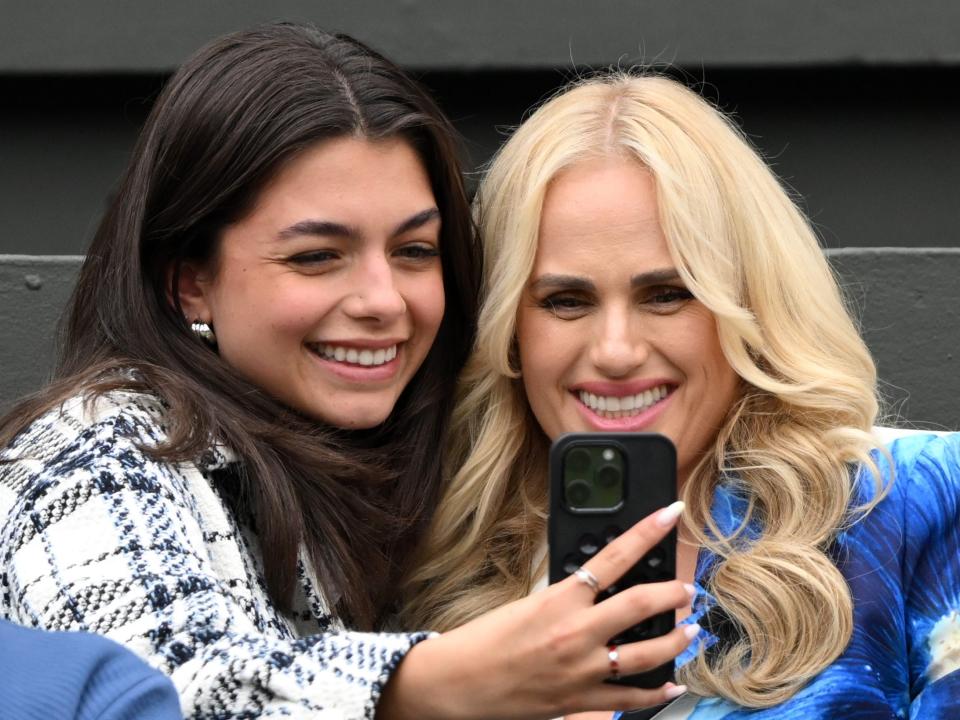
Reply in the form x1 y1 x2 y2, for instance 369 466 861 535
394 243 440 261
539 294 591 318
287 250 339 265
645 286 694 308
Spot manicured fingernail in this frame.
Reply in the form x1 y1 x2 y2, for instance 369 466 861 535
683 583 696 601
683 623 702 640
665 683 688 700
655 501 685 528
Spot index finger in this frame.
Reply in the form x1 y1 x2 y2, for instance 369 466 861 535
579 501 684 592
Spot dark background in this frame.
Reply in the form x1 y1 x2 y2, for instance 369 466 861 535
1 1 958 426
2 0 959 255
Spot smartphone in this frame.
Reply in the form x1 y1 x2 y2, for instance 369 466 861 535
548 432 677 688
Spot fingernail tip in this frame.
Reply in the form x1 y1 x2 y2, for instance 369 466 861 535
655 500 686 527
683 622 702 640
665 683 688 700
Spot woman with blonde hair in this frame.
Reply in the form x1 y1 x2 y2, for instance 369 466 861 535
404 73 960 717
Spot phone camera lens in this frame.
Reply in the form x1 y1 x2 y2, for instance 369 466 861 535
578 534 600 556
566 479 591 507
645 547 666 569
566 448 592 474
562 553 584 575
603 526 622 545
595 464 621 489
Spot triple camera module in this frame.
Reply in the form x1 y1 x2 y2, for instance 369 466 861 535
563 444 625 512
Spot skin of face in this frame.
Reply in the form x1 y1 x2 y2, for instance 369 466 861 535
516 156 741 486
178 136 445 429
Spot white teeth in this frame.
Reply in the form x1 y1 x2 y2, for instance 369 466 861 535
577 385 670 418
313 344 398 367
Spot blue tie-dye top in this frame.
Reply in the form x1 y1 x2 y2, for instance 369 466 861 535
619 431 960 719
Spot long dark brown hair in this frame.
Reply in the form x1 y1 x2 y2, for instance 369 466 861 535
0 22 479 630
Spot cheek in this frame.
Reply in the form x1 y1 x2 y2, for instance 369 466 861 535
268 298 329 334
670 314 729 380
408 271 446 338
516 308 562 367
517 311 571 421
210 270 282 323
700 330 736 389
260 278 341 334
675 319 739 416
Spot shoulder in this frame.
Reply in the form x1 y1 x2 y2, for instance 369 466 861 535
861 428 960 557
0 619 181 720
0 388 232 564
1 388 172 504
873 427 960 502
842 429 960 555
3 388 170 469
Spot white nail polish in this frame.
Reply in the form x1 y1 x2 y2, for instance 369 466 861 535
683 583 696 601
655 501 685 528
683 623 702 640
665 684 688 700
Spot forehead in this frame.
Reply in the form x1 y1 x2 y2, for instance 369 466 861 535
251 136 435 219
535 157 671 271
214 136 439 265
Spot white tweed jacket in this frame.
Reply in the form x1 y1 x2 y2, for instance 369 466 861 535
0 390 429 719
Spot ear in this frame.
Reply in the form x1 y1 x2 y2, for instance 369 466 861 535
167 260 214 323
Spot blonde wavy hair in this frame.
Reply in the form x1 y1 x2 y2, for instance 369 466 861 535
401 72 887 707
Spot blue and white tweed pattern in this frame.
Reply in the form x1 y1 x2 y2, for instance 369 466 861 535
0 391 430 719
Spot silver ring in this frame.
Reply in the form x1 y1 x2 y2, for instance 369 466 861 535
573 566 601 594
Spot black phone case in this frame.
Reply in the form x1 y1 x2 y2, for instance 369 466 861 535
548 432 677 689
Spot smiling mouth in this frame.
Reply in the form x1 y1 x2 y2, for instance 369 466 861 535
306 343 399 367
576 384 672 419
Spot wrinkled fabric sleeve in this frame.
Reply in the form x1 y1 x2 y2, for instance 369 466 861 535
0 409 430 719
900 434 960 718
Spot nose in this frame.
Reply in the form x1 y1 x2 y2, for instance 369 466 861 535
341 252 407 322
589 305 650 377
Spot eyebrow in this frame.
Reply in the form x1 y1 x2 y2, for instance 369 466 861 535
528 274 596 293
528 267 681 292
276 207 441 242
631 268 681 287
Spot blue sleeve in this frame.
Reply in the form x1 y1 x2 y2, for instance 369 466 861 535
898 434 960 717
0 618 181 720
82 640 183 720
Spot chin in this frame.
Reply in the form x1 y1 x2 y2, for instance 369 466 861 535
343 417 388 430
320 408 392 430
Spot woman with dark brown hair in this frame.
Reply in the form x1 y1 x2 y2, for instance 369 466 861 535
0 23 694 720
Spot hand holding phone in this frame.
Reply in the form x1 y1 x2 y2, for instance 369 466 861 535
384 495 693 719
549 432 678 689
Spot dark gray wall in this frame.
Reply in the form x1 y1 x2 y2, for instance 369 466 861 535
2 250 958 429
828 248 960 430
0 255 80 408
4 1 960 71
2 2 960 256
